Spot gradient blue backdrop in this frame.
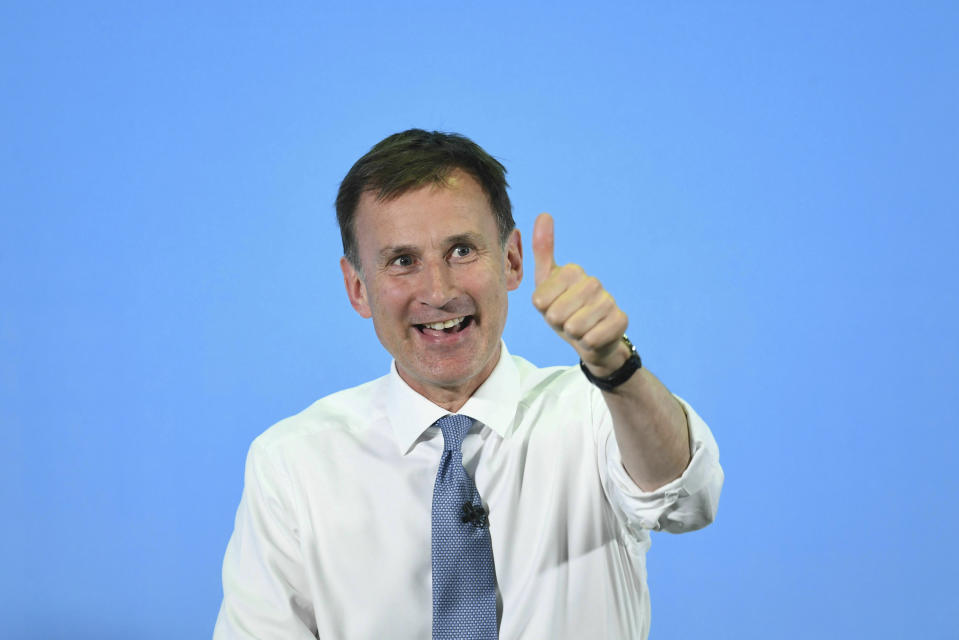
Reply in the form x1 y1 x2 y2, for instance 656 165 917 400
3 2 957 638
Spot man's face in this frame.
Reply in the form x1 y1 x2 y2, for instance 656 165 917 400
341 170 523 404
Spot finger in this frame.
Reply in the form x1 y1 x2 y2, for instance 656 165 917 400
532 263 583 312
542 273 602 329
532 212 556 286
579 309 629 359
560 291 617 340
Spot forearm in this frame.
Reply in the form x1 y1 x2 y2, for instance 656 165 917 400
588 344 691 491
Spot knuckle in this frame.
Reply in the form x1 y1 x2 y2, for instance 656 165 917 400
563 319 583 338
545 307 564 326
598 291 615 311
581 332 602 350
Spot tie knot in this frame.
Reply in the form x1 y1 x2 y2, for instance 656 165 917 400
435 414 474 451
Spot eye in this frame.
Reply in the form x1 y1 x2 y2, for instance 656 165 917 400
391 255 414 267
451 245 473 258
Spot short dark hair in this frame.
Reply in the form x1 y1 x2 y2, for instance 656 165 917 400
335 129 514 267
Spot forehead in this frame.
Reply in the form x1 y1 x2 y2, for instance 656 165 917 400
353 170 497 252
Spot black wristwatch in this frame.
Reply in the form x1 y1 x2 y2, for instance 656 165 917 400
580 335 642 391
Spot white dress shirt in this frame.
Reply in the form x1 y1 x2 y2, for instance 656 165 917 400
214 343 723 639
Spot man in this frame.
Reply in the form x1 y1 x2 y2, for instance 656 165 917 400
214 129 722 639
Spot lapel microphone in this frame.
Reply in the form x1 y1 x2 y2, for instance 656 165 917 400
460 502 489 528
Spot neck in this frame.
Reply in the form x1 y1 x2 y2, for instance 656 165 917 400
397 349 501 413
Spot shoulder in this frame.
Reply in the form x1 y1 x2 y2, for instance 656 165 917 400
510 353 597 404
250 374 390 456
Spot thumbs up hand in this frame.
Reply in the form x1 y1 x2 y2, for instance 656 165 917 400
531 213 630 377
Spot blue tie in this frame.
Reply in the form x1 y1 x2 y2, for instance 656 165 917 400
431 414 498 639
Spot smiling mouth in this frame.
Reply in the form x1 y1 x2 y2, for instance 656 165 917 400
415 315 474 333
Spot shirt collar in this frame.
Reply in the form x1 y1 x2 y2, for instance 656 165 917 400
385 341 521 455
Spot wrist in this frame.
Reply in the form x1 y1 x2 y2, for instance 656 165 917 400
582 340 632 378
580 335 642 391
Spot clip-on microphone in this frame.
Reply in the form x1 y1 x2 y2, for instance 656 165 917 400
460 502 489 528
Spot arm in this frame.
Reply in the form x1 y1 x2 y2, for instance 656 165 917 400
590 348 691 491
531 213 691 491
214 440 318 639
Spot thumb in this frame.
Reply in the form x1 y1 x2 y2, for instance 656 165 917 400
532 212 556 286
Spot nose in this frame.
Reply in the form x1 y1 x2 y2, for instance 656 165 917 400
419 259 457 308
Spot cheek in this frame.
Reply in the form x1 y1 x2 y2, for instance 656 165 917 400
369 282 412 322
471 271 509 312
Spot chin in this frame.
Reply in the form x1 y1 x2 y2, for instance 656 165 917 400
423 366 479 389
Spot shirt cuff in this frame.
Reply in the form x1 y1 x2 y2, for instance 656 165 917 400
603 395 723 534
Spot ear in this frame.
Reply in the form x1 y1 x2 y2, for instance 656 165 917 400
504 228 523 291
340 256 372 318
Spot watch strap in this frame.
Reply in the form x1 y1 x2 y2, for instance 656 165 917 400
579 335 642 391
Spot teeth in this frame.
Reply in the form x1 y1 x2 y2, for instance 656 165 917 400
422 316 465 331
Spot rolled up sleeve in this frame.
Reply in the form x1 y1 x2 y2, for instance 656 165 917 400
602 395 723 534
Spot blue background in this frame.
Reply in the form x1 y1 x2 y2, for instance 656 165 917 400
3 2 957 638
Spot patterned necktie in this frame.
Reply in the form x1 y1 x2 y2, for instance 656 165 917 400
431 414 498 639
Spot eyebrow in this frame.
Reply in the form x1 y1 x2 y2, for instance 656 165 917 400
377 232 486 264
378 244 418 264
445 232 484 248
